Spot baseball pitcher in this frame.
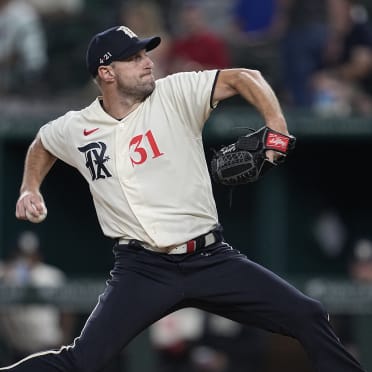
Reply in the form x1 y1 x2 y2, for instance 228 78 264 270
2 25 366 372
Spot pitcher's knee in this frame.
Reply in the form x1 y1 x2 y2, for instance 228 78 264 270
291 296 328 327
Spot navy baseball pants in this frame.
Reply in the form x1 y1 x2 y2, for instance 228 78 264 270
0 241 365 372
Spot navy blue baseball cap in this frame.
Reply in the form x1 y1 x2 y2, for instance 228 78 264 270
86 25 161 77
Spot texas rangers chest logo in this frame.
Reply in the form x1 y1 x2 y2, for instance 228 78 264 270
78 142 112 181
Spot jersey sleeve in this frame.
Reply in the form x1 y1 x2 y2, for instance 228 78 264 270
158 70 219 135
39 112 77 167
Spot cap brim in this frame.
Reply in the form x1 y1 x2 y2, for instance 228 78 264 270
116 36 161 61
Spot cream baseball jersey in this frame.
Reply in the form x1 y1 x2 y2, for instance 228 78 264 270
39 70 220 249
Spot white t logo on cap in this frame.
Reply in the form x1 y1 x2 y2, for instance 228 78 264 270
117 26 137 38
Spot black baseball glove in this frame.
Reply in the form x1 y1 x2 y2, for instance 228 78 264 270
210 126 296 186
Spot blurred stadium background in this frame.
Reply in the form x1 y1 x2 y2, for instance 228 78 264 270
1 0 372 371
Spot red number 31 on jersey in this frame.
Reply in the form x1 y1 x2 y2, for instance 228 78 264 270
129 130 164 166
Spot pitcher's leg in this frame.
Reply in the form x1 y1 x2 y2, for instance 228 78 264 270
0 281 155 372
0 250 182 372
187 245 366 372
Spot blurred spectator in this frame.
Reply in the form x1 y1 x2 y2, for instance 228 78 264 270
150 308 204 372
311 0 372 117
0 231 75 363
230 0 284 42
312 209 348 259
150 308 266 372
167 0 233 37
227 0 285 87
330 238 372 362
279 0 349 107
118 0 172 79
167 1 231 74
0 0 48 95
28 0 83 18
195 313 266 372
349 238 372 282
